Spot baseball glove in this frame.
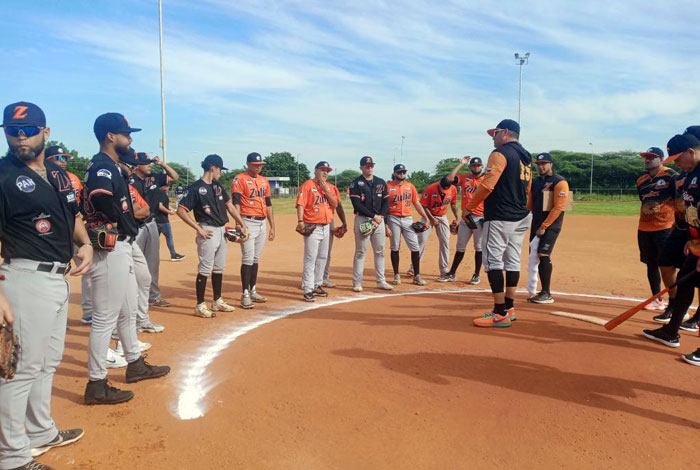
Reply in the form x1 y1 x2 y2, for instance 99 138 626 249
359 221 376 236
332 225 347 239
450 219 458 235
86 222 118 252
295 223 317 237
225 226 246 243
410 221 429 233
0 323 19 380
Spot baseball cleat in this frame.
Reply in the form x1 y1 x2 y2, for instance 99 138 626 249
313 286 329 297
352 284 363 292
681 348 700 366
473 311 511 328
171 253 186 261
250 288 267 303
303 292 316 302
212 297 235 312
241 292 254 309
125 357 170 383
642 327 680 348
80 316 92 325
322 279 337 288
105 348 127 369
84 378 134 405
528 291 554 304
393 274 401 285
10 459 56 469
376 281 393 290
507 307 517 321
137 321 165 333
31 428 85 457
194 303 216 318
149 298 171 307
413 274 427 286
437 274 451 282
644 298 665 311
468 274 480 285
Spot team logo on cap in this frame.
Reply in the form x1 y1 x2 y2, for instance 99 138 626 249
35 219 51 234
13 106 28 120
16 176 36 193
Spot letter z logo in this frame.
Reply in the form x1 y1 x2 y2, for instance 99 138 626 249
13 106 28 120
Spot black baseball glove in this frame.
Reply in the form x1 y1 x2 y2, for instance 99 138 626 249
225 226 247 243
86 222 119 251
296 223 317 237
0 323 19 380
411 221 429 233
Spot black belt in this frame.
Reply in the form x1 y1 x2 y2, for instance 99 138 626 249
243 215 266 220
7 259 70 275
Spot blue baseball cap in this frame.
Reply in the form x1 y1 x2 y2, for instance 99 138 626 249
469 157 483 165
247 152 266 164
535 153 553 163
315 161 333 171
685 126 700 139
94 112 141 141
640 147 664 159
2 101 46 127
665 134 700 164
360 156 375 166
203 154 228 170
393 164 407 172
135 152 154 165
487 119 520 137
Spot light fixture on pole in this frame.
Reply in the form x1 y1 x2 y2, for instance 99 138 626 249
514 52 530 124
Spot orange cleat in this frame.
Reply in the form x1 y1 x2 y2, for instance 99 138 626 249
473 311 512 328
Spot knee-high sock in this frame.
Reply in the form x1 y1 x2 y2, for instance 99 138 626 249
474 251 482 275
449 251 465 275
211 272 222 300
666 281 695 334
410 251 421 276
390 250 400 275
196 274 207 304
646 264 661 296
538 256 553 294
251 263 259 290
241 264 252 292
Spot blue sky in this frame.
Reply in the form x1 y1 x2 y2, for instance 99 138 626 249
1 0 698 175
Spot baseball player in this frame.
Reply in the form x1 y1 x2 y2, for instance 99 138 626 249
413 177 459 281
175 183 185 208
83 112 170 406
444 156 485 284
130 152 179 309
526 153 570 304
177 154 247 318
296 161 338 301
231 152 276 309
467 119 532 328
635 147 676 311
321 178 347 288
153 180 185 261
386 163 429 286
349 156 393 291
0 101 91 469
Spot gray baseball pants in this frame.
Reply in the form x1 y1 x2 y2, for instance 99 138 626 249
197 225 227 275
387 215 420 252
323 220 335 282
136 220 161 301
240 218 267 265
352 215 386 285
415 215 450 275
131 243 152 326
482 214 533 272
301 224 330 292
0 259 69 470
456 216 484 252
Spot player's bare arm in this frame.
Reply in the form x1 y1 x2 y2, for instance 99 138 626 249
72 219 93 276
177 205 213 239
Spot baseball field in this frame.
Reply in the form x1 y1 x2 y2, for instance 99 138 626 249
46 209 699 469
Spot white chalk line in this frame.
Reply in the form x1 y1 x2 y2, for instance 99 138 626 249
173 286 681 420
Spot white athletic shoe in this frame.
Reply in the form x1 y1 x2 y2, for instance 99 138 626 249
115 340 151 356
212 297 235 312
105 348 127 369
137 321 165 334
352 284 363 292
241 291 254 309
194 302 216 318
413 274 427 286
644 298 666 311
250 288 267 303
393 274 401 285
376 281 394 290
322 279 336 288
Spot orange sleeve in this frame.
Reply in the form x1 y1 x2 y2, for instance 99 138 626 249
230 175 242 196
465 152 506 212
541 180 569 229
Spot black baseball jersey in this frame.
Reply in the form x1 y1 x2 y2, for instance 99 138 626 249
83 153 139 238
530 173 568 231
674 163 700 238
0 155 78 263
129 173 159 221
483 141 532 222
153 189 170 224
349 175 389 217
178 178 230 227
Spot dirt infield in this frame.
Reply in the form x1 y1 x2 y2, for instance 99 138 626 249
41 213 700 469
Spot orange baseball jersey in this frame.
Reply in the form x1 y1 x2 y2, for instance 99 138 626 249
387 180 419 217
128 183 148 209
457 173 484 216
636 167 676 232
66 170 83 205
328 182 341 215
296 179 334 224
421 181 457 217
231 172 270 217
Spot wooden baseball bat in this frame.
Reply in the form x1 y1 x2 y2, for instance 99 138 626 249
604 270 697 331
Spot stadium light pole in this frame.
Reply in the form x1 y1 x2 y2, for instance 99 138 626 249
589 142 594 194
158 0 168 162
400 136 405 162
514 52 530 124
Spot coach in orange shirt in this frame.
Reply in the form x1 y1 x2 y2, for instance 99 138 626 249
231 152 276 309
386 163 429 286
296 161 338 302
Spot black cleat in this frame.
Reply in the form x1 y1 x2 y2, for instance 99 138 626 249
528 291 554 304
313 286 329 297
642 327 680 348
680 319 699 332
9 460 56 470
303 292 315 302
681 348 700 366
125 357 170 384
653 309 672 323
84 379 134 405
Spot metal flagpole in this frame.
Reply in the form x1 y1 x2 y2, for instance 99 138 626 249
158 0 168 162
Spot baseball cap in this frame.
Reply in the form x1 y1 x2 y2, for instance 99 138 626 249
45 145 71 160
315 161 333 171
246 152 266 164
684 126 700 139
393 163 407 172
534 152 553 163
93 112 141 141
664 134 700 164
487 119 520 137
118 148 138 166
639 147 664 159
203 154 228 170
469 157 483 165
153 173 169 187
360 156 375 166
2 101 46 127
135 152 154 165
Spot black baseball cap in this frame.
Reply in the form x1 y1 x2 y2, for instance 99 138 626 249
393 163 407 172
665 134 700 164
639 147 664 159
469 157 483 165
119 148 139 166
135 152 153 165
360 156 375 166
203 154 228 170
93 112 141 141
246 152 266 164
684 126 700 139
535 152 553 163
2 101 46 127
45 145 71 160
154 173 169 187
315 161 333 171
487 119 520 137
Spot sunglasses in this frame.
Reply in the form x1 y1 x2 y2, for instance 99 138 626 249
53 155 69 163
4 125 42 138
395 170 407 175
